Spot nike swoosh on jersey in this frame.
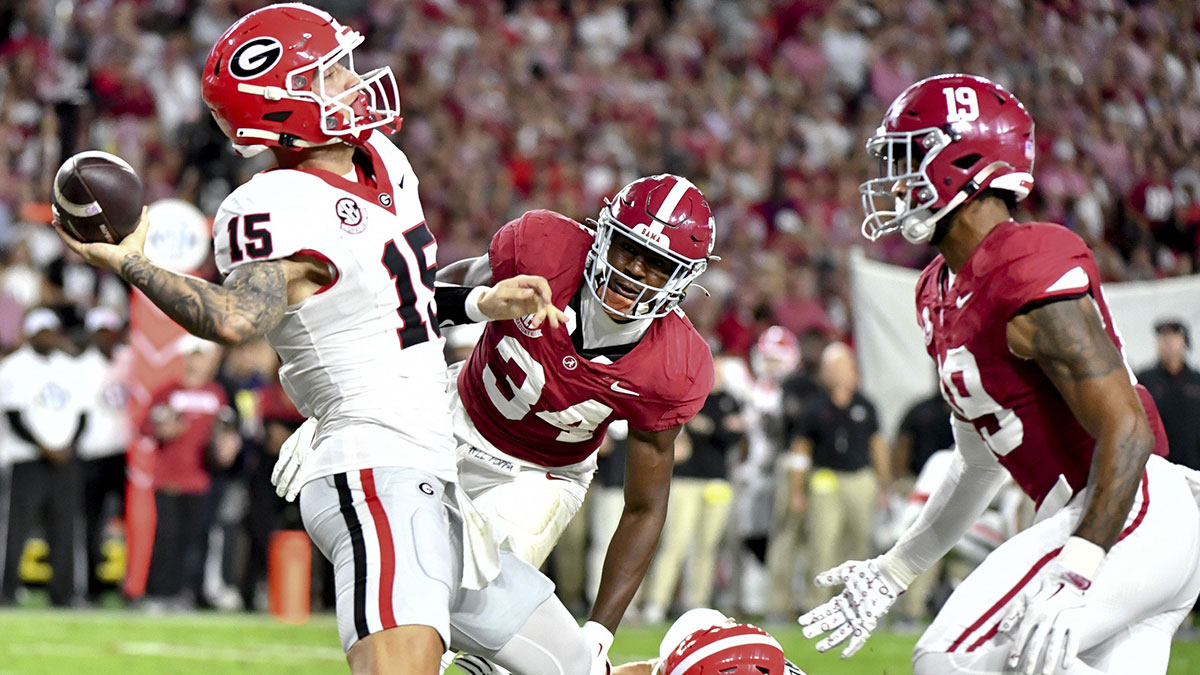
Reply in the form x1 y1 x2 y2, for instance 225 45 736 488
610 381 639 396
955 292 973 308
545 472 569 481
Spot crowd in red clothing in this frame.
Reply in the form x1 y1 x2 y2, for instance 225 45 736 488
1 1 1198 357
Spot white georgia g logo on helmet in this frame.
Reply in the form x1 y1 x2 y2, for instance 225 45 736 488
229 37 284 80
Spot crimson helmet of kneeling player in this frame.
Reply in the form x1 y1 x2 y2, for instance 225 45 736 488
588 174 716 320
661 623 787 675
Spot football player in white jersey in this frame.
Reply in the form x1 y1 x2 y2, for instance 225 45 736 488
52 5 607 675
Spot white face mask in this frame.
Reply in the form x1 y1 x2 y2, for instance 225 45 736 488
859 127 950 244
579 287 652 351
586 211 706 320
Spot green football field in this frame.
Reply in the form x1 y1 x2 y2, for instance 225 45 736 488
0 609 1197 674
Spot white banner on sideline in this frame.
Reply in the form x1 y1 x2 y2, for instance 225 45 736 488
850 248 1200 441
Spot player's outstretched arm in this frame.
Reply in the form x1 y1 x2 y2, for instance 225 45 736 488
436 253 564 329
1007 295 1154 550
591 425 679 632
54 208 297 345
800 417 1008 658
477 275 567 329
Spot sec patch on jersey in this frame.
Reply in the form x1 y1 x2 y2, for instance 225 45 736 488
335 197 367 233
52 151 144 244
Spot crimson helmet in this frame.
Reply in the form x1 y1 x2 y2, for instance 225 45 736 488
588 174 716 319
201 3 400 157
661 623 787 675
860 73 1035 244
750 326 800 381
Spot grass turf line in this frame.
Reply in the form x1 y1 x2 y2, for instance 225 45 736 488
0 609 1196 674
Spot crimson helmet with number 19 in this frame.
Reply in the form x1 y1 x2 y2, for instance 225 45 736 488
588 174 716 319
860 74 1035 244
202 3 401 157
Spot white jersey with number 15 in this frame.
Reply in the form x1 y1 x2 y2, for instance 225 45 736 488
213 131 455 486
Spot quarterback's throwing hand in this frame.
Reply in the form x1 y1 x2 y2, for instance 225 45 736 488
53 205 150 274
798 559 903 659
479 275 568 329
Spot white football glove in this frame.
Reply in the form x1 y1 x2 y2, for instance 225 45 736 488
798 558 904 658
582 621 614 675
1001 539 1101 675
272 417 317 502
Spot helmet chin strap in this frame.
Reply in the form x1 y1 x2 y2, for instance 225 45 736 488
902 161 1012 244
236 127 344 150
901 193 965 244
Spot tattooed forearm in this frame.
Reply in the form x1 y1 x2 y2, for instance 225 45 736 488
1075 420 1152 549
1025 298 1124 381
120 253 288 344
1020 296 1154 550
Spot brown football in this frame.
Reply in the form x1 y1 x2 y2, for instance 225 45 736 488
51 151 144 244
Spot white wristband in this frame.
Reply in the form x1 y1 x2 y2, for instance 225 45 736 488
465 285 491 323
1058 536 1106 581
876 549 918 590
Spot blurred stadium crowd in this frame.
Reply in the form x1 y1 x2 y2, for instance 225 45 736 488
1 0 1199 625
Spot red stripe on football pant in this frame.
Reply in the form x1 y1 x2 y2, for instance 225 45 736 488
948 547 1062 652
950 469 1150 653
959 470 1150 652
967 621 1001 652
360 468 397 629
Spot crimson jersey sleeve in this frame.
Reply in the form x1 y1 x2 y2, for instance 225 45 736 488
488 209 594 286
981 223 1099 320
625 314 716 432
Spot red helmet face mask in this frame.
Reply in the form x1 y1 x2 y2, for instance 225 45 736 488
201 3 401 157
662 624 787 675
860 73 1035 244
588 174 716 319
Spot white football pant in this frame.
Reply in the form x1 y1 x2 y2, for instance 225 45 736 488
913 456 1200 675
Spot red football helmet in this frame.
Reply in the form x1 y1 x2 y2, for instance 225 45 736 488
662 623 787 675
751 326 800 381
588 174 716 319
201 3 400 157
860 73 1035 244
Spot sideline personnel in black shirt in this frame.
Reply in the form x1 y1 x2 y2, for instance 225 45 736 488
1137 318 1200 471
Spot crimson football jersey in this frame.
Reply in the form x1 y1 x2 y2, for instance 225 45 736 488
916 221 1168 506
457 209 715 467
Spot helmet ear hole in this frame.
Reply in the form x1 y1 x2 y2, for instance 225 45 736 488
952 153 982 169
